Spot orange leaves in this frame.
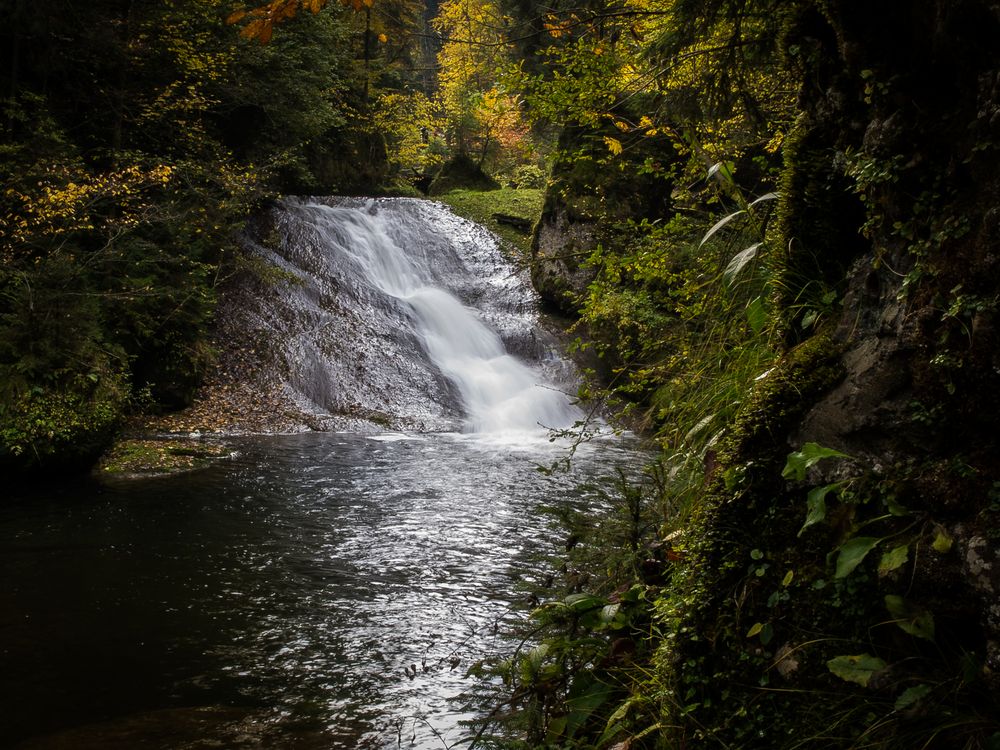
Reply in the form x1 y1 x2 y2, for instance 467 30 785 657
240 17 275 43
226 1 296 43
543 13 577 38
227 0 369 43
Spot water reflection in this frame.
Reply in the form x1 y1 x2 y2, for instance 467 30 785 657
1 431 644 748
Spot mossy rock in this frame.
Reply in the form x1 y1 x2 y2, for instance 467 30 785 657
97 438 232 478
428 154 500 195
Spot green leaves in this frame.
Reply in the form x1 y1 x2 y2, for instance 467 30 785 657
878 544 909 575
785 443 854 541
826 653 887 686
745 296 767 334
745 621 774 644
783 442 851 482
885 595 935 641
798 482 842 536
835 536 881 578
932 525 954 553
894 684 932 711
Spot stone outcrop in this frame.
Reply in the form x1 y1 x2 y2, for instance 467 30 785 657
530 125 677 315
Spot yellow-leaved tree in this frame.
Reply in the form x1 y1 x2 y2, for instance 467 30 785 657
370 91 446 179
432 0 529 172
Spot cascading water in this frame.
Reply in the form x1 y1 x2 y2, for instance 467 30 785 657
237 197 584 434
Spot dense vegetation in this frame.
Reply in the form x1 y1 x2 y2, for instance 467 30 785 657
4 0 1000 747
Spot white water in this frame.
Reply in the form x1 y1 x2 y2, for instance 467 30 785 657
295 201 583 434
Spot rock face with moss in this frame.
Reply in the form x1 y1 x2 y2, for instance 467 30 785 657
530 124 676 315
649 2 1000 746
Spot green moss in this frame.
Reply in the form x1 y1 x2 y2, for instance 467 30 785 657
775 114 866 339
436 187 545 256
98 438 231 477
641 333 853 748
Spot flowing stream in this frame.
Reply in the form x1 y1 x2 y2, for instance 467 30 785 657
0 199 646 749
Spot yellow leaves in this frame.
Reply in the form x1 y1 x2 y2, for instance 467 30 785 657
603 136 623 155
1 164 177 248
377 32 387 43
765 130 784 153
371 92 445 174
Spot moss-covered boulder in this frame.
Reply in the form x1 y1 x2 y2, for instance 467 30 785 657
428 154 500 195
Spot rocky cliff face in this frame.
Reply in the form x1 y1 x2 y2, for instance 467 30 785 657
788 0 1000 676
655 2 1000 745
530 1 1000 744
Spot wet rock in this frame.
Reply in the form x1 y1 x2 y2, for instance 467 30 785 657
137 197 579 437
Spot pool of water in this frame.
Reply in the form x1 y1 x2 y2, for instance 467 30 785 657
1 431 644 749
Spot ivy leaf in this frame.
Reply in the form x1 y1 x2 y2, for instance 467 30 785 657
932 525 953 553
885 595 935 641
798 482 841 536
835 536 881 578
827 654 887 686
782 442 851 481
894 684 932 711
878 544 909 575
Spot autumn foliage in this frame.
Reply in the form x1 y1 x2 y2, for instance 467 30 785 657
226 0 371 43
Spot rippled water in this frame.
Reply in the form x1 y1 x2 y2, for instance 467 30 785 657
1 431 644 749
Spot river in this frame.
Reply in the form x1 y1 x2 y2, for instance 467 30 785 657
1 431 641 748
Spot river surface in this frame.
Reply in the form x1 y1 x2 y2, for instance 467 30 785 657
1 431 642 749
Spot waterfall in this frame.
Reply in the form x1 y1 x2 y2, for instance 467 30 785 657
238 197 583 434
